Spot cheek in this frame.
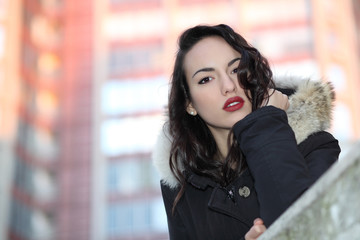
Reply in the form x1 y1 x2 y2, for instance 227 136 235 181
191 91 215 113
244 103 252 117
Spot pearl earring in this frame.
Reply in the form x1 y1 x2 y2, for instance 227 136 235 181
190 111 195 115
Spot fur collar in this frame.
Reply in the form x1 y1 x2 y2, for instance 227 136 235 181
152 77 335 189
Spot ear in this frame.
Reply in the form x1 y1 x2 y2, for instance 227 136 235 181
186 102 197 116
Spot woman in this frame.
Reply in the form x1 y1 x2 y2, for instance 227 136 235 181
153 24 340 240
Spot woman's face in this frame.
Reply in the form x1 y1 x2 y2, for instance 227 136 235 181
184 36 252 139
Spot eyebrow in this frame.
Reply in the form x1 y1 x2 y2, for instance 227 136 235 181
228 57 241 67
191 57 241 78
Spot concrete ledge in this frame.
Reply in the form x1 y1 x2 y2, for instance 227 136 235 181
259 141 360 240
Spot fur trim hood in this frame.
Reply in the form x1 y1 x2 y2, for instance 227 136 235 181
152 77 335 189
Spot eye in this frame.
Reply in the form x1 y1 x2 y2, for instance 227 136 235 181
231 68 238 74
198 77 213 85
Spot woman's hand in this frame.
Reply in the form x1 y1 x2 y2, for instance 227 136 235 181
263 89 290 111
245 218 267 240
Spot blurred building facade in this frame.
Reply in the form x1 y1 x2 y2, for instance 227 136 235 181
0 0 20 239
8 0 93 239
0 0 359 240
311 0 360 149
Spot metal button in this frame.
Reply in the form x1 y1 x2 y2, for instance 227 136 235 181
238 186 250 198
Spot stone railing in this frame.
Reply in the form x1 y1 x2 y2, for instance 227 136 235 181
260 141 360 240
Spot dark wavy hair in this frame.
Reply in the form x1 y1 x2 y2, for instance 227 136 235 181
167 24 275 212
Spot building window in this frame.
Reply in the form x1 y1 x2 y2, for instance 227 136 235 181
32 168 57 202
101 76 167 115
106 198 167 237
21 82 60 120
107 160 141 195
104 10 165 41
28 126 59 160
107 158 161 194
37 52 61 78
108 43 163 76
30 210 55 240
30 15 62 47
101 114 164 156
35 89 59 120
10 199 55 240
17 119 59 160
14 156 57 202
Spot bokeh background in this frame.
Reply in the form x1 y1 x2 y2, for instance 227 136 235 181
0 0 359 240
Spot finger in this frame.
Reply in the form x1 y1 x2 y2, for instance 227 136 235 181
283 94 290 110
285 99 290 110
253 218 263 225
262 89 276 107
245 227 258 240
245 224 267 240
252 225 266 236
254 224 266 235
257 224 266 231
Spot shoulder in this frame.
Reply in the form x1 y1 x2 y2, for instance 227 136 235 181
152 124 181 189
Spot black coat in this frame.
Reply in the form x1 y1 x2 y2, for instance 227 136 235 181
153 79 341 240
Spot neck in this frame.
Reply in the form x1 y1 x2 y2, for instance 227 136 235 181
208 127 232 162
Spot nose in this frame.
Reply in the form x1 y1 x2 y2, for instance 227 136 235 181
220 73 236 95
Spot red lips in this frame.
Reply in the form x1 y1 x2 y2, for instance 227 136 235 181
223 96 245 112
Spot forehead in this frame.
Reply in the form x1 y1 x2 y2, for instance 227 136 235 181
184 36 239 71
